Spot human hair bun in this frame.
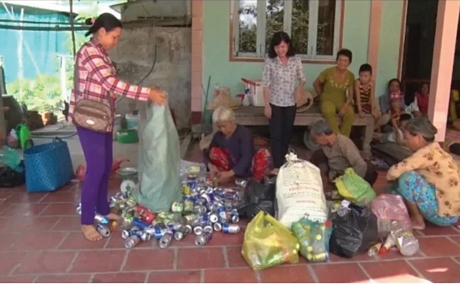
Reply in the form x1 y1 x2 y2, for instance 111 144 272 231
85 18 93 25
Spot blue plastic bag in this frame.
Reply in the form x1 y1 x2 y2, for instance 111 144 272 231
134 101 182 212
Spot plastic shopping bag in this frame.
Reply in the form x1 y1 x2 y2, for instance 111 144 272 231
371 194 412 235
237 176 276 220
242 211 300 271
334 168 376 206
329 202 379 258
291 217 332 263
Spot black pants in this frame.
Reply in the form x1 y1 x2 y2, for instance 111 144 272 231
269 103 296 168
310 149 378 186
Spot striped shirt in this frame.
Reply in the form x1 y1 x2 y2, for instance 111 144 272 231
69 40 150 131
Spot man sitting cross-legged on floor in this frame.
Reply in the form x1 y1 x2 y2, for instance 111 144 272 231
203 106 271 184
309 120 378 186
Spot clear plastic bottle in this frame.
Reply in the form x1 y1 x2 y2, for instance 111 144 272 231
390 220 419 256
337 200 351 217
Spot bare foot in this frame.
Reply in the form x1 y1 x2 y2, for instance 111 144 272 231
106 212 121 221
411 215 426 230
82 225 103 241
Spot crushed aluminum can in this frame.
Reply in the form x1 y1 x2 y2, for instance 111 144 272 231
203 225 213 234
213 222 222 232
184 224 193 235
140 231 151 242
217 207 227 219
209 213 219 223
193 226 203 235
167 222 182 233
132 218 149 230
235 179 248 188
171 202 184 213
183 199 194 213
125 197 137 208
159 231 173 249
200 193 212 205
195 232 212 246
121 226 139 239
96 223 111 238
174 230 184 241
75 203 82 215
194 205 207 214
230 209 240 223
184 214 200 226
222 223 240 234
125 235 141 249
94 214 109 225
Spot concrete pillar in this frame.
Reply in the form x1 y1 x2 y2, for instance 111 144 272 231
429 0 460 141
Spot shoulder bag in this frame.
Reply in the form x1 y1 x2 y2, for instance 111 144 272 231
71 53 114 133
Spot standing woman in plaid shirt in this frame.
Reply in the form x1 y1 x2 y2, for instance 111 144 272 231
69 13 166 241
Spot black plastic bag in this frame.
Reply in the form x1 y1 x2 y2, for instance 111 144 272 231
329 204 379 258
237 176 276 220
0 161 25 188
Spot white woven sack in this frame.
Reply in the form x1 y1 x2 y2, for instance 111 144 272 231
276 152 328 228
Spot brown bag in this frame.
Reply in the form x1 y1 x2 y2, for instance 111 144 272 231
71 55 114 133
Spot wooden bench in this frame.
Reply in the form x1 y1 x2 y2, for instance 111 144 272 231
234 105 375 153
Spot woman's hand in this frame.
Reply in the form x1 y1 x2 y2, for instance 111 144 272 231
372 108 381 119
296 89 302 104
264 104 272 119
217 170 234 184
208 163 219 177
358 111 364 118
148 87 167 105
338 103 349 117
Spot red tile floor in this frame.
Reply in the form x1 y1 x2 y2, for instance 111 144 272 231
1 143 460 283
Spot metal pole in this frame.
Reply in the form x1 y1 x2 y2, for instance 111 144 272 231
70 0 76 57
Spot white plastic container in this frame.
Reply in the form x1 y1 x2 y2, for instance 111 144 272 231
242 78 265 107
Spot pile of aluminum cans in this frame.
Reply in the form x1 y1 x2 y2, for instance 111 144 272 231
77 168 244 249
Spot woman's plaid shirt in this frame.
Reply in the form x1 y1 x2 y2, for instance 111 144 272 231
69 40 150 131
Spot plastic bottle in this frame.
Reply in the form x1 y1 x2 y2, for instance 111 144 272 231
337 200 351 217
390 220 419 256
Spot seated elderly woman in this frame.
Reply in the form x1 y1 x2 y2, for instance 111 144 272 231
387 117 460 230
203 106 271 183
309 120 378 186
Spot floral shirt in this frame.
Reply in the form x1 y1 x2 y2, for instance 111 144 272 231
262 56 306 107
69 40 150 131
387 142 460 217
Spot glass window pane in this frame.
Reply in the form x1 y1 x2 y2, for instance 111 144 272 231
291 0 309 55
238 0 258 53
316 0 336 56
265 0 284 53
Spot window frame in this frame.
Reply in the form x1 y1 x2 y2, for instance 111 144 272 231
230 0 344 63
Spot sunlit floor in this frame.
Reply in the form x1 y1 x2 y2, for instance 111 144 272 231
0 140 459 283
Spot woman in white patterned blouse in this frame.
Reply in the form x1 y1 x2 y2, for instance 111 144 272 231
262 32 306 172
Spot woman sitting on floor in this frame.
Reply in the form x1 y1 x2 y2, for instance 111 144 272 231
387 117 460 230
203 106 271 183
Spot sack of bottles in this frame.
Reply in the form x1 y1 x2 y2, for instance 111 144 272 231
242 211 300 271
291 217 333 263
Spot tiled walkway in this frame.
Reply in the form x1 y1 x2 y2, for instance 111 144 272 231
1 142 460 282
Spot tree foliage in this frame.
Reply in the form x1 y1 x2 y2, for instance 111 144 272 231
6 15 90 113
238 0 333 56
